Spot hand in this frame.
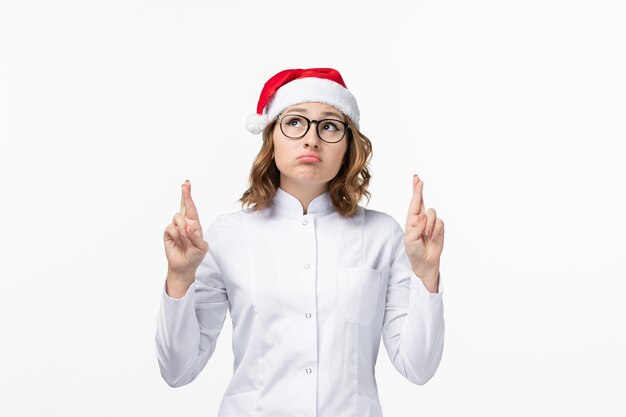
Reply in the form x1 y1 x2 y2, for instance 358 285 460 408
404 174 445 285
163 180 209 281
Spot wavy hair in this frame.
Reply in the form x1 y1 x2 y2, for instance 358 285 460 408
237 116 372 218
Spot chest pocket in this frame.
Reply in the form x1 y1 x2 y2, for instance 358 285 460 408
336 266 382 326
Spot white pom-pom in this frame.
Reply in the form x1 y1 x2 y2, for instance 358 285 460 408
246 113 269 135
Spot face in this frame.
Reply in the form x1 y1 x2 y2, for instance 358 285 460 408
272 102 349 189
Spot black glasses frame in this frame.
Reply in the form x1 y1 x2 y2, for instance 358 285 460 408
276 113 350 143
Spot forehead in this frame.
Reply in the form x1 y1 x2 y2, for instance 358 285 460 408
283 102 344 117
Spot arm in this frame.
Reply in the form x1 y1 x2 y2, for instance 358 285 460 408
154 217 229 387
381 217 445 385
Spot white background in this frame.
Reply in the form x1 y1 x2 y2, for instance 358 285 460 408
1 1 625 416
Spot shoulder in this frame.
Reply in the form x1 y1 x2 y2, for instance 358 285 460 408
359 207 404 249
356 207 404 254
202 210 246 255
209 209 246 231
361 206 400 231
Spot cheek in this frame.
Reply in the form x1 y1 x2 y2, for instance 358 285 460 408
273 141 286 156
272 141 294 167
335 146 349 166
272 137 282 157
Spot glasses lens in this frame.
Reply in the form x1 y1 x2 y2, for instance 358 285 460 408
281 115 308 138
317 119 345 143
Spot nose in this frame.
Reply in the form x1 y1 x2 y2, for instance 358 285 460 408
303 122 322 148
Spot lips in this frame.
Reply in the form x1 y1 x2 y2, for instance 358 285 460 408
298 153 321 162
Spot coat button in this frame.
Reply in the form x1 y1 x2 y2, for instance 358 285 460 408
304 264 310 269
302 219 308 225
306 368 312 374
305 312 311 318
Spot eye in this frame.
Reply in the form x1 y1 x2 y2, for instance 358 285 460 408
321 121 340 131
284 115 305 127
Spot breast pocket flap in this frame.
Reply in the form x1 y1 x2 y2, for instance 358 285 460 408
336 266 382 326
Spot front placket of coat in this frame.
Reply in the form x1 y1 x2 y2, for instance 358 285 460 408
287 210 319 413
250 208 319 416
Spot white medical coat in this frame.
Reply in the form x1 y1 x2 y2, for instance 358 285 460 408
155 187 445 417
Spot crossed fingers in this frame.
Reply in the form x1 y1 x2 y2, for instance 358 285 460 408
406 174 437 237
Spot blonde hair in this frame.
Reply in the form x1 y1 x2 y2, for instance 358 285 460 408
238 116 372 218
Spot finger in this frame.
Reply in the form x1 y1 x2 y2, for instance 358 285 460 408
185 224 208 251
405 213 427 243
173 213 188 242
164 223 181 246
180 180 188 217
181 180 200 220
416 175 426 214
430 218 445 245
406 175 425 221
424 207 437 237
427 218 445 255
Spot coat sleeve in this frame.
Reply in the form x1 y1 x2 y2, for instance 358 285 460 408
154 216 230 388
381 216 445 385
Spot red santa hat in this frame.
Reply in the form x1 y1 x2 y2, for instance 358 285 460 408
246 67 360 135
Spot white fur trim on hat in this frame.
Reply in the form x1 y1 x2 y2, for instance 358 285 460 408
265 77 360 129
246 113 269 135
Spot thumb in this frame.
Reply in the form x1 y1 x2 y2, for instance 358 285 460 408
406 213 427 244
185 224 208 251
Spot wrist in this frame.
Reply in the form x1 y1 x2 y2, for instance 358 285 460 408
165 268 196 298
167 267 196 282
411 266 440 289
165 274 194 299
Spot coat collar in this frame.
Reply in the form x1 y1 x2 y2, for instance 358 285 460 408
273 187 334 215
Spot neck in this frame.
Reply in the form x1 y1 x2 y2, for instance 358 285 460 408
279 177 328 215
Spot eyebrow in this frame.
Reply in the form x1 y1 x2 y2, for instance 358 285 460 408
284 107 344 119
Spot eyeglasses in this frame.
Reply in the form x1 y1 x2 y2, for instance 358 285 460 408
277 113 350 143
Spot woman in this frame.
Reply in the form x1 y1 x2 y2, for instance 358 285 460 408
155 68 445 417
